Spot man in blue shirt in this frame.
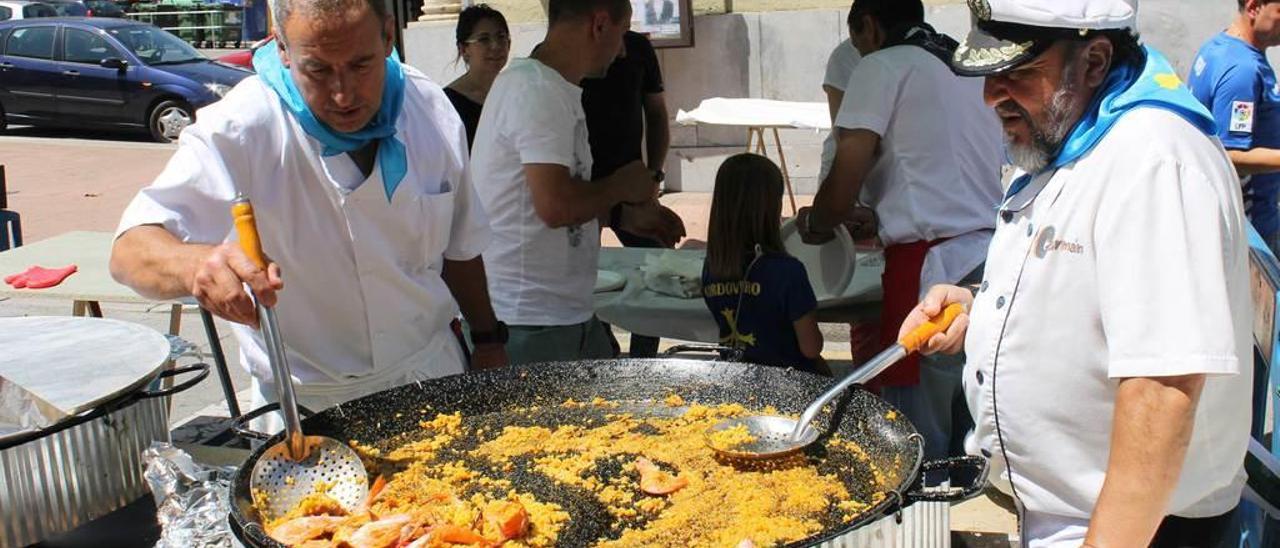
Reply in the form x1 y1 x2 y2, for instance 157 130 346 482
1189 0 1280 252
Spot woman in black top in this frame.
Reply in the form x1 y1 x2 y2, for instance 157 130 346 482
445 4 510 149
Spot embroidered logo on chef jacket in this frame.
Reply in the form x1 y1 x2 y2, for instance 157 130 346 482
1033 226 1084 259
1231 101 1255 133
568 224 584 247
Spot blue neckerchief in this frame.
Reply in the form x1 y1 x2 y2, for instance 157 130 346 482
1004 46 1218 201
253 45 408 201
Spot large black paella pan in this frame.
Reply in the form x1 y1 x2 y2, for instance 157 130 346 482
229 359 987 547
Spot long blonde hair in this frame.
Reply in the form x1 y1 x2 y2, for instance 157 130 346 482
706 153 786 280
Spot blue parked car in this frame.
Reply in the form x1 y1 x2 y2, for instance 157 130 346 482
0 17 251 141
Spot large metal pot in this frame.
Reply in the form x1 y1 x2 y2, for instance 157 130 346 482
0 317 209 548
228 359 987 547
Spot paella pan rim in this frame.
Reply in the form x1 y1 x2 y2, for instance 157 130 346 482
228 358 927 548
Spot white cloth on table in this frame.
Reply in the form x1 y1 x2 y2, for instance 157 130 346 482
965 108 1252 523
596 249 719 343
472 57 599 327
834 45 1002 289
640 250 704 298
116 71 486 392
820 39 864 184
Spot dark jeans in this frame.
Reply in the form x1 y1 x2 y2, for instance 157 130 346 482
610 226 664 357
1149 506 1241 548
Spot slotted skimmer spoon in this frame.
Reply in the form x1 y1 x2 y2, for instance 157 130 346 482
707 303 966 460
233 195 370 521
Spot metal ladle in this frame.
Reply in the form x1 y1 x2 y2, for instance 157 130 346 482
706 303 967 460
234 196 370 522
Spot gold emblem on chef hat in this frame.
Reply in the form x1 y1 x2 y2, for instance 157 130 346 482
968 0 992 21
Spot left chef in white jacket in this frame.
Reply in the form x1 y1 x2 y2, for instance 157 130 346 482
109 0 506 429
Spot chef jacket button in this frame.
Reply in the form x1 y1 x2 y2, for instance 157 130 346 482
1027 224 1034 237
981 448 992 458
976 370 985 385
1001 210 1014 223
980 280 989 293
996 296 1006 309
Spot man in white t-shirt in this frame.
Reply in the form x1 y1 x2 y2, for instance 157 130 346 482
799 0 1003 464
471 0 685 365
902 0 1251 545
109 0 502 427
819 29 862 184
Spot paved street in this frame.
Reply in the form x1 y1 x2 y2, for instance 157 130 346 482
1 130 172 241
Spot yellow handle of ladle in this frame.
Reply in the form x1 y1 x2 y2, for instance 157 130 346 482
231 196 268 270
897 303 966 354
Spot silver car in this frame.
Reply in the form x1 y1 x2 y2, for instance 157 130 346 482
0 0 56 20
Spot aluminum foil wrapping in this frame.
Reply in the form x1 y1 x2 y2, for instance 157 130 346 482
0 374 62 436
143 442 239 548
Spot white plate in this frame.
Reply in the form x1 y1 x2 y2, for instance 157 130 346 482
779 218 856 301
595 270 627 293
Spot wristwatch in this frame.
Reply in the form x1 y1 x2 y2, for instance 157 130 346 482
798 208 835 241
651 169 665 183
471 321 509 345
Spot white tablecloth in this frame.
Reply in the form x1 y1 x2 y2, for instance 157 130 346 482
594 247 883 342
674 98 832 130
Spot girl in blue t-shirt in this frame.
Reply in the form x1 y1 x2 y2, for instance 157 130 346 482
702 153 828 375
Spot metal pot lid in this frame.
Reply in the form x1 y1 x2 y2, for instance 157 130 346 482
0 317 172 437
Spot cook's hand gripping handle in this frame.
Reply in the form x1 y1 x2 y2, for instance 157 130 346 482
898 303 966 354
791 303 968 442
232 196 268 271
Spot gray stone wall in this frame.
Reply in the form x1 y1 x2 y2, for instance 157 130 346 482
406 1 1262 192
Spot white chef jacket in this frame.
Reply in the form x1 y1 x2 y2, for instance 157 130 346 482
116 70 491 392
471 58 599 326
964 108 1252 541
834 42 1003 291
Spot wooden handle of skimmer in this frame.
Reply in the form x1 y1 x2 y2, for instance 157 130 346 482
898 303 966 354
231 196 267 269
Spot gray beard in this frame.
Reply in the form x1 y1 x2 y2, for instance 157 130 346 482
1004 85 1079 173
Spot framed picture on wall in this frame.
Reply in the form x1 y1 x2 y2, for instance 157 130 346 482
631 0 694 48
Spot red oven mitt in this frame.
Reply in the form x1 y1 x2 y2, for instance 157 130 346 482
4 265 78 289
